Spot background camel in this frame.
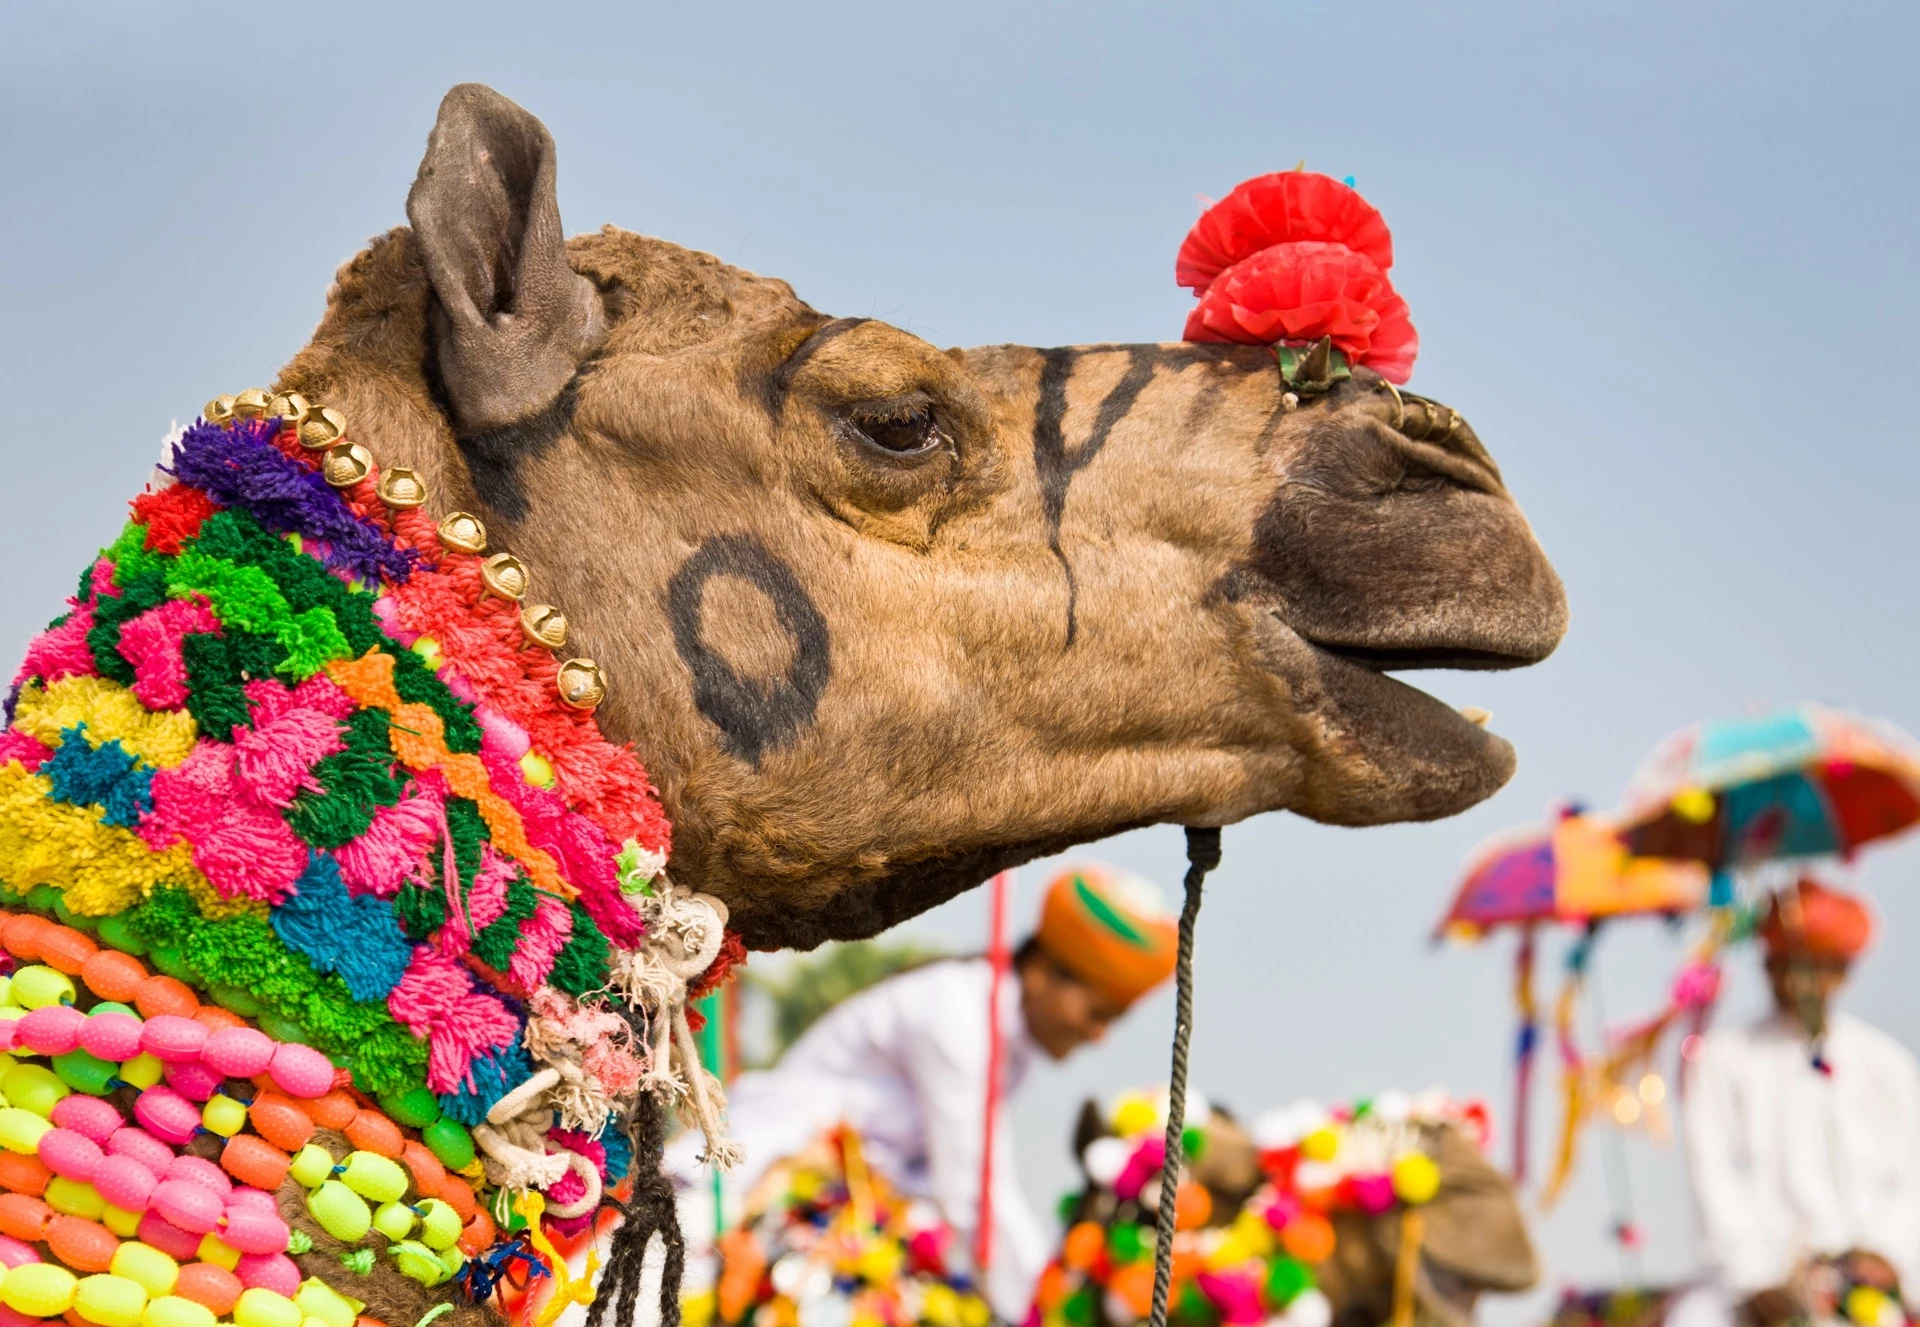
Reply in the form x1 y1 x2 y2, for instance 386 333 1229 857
271 83 1567 946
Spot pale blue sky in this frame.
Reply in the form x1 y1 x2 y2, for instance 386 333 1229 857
5 1 1919 1319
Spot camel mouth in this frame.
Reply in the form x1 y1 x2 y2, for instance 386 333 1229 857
1303 640 1545 674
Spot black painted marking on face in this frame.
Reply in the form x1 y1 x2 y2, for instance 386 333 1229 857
1031 345 1159 645
666 534 831 767
453 375 581 522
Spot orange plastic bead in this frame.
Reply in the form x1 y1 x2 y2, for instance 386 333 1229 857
1062 1221 1105 1271
455 1207 494 1256
1108 1263 1156 1318
0 1192 54 1241
2 915 51 961
341 1111 402 1159
78 952 147 1004
355 1318 389 1327
398 1143 444 1198
62 1310 87 1327
132 977 198 1020
191 1007 247 1034
219 1136 290 1192
46 1214 118 1271
173 1263 242 1314
435 1175 476 1223
1173 1180 1212 1231
36 927 98 977
304 1093 357 1133
1281 1210 1337 1264
0 1151 54 1197
246 1096 313 1152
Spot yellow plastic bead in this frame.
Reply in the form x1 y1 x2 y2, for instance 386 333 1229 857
2 1065 69 1118
74 1273 149 1327
371 1202 414 1242
194 1236 239 1272
1300 1127 1340 1162
109 1244 179 1298
287 1145 333 1190
339 1152 406 1204
232 1290 303 1327
4 1262 79 1317
201 1095 247 1138
519 752 556 788
47 1178 105 1219
306 1181 370 1243
387 1242 446 1287
10 967 75 1011
143 1294 216 1327
416 1198 460 1251
1111 1094 1158 1138
411 638 442 670
0 1107 52 1153
117 1055 163 1091
293 1278 360 1327
0 976 13 1007
1390 1151 1441 1205
102 1205 142 1238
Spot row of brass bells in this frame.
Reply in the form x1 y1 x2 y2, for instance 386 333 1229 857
434 512 596 708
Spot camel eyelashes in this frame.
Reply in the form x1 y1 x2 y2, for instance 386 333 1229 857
841 401 949 456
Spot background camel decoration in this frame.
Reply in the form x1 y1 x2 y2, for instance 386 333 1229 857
277 83 1568 950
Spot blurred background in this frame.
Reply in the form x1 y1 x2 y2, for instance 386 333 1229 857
4 2 1918 1323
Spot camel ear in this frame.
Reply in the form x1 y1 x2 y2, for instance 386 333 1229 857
406 83 605 435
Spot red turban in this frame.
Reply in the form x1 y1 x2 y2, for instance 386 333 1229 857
1034 863 1178 1009
1760 880 1876 963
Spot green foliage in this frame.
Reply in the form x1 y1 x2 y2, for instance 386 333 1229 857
747 937 949 1065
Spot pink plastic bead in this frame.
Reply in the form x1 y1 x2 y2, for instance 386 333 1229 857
218 1206 290 1256
0 1023 17 1055
132 1086 201 1145
106 1127 176 1173
200 1028 274 1079
78 1012 144 1063
265 1043 333 1099
162 1060 223 1103
233 1252 300 1298
16 1006 84 1057
34 1127 103 1182
137 1209 205 1260
151 1178 222 1234
49 1097 123 1145
0 1304 42 1327
91 1154 158 1211
0 1236 39 1268
223 1188 276 1217
165 1155 230 1198
139 1015 208 1063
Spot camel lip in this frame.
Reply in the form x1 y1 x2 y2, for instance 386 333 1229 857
1300 639 1545 674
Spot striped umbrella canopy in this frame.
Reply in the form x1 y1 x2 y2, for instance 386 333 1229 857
1618 705 1920 875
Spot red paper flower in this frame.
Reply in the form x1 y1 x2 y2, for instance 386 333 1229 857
1183 241 1418 383
1176 171 1419 383
1176 171 1394 292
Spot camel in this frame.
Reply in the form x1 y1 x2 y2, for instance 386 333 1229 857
266 83 1568 950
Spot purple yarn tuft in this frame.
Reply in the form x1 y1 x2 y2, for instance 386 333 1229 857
167 418 415 584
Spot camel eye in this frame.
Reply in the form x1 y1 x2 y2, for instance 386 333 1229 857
845 402 946 456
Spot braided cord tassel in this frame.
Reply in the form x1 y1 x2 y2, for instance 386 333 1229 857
1147 827 1223 1327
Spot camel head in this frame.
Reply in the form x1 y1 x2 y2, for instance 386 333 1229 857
276 84 1567 948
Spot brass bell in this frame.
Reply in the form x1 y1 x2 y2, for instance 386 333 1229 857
267 391 311 430
556 658 606 711
480 553 529 601
520 604 568 650
321 442 374 488
204 395 237 426
231 387 272 420
299 406 348 451
437 512 487 555
376 467 428 509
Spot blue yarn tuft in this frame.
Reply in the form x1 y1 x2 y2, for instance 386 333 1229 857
600 1114 633 1182
437 1041 533 1124
271 852 413 1001
45 724 153 827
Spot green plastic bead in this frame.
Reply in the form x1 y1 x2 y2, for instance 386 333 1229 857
387 1241 448 1287
372 1201 415 1242
147 947 195 983
11 965 75 1011
1108 1221 1147 1264
293 1277 359 1327
54 1049 119 1096
25 885 62 915
1266 1255 1314 1307
46 1176 105 1218
434 1243 465 1278
94 916 146 956
0 1107 52 1153
118 1053 164 1090
415 1198 460 1251
0 884 20 905
202 1095 248 1137
209 986 263 1019
87 1002 136 1018
340 1151 407 1204
306 1180 370 1243
73 1273 147 1327
3 1063 70 1116
256 1014 307 1046
52 900 99 934
377 1087 441 1130
420 1117 473 1171
288 1145 335 1190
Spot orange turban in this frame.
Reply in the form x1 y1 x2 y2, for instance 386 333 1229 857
1760 880 1876 963
1034 863 1178 1008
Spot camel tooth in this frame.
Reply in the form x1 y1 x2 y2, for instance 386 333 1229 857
1459 706 1492 728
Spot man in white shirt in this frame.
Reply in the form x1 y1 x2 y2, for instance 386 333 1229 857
1678 880 1920 1327
671 863 1179 1321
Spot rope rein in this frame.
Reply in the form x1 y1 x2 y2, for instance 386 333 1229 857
1146 827 1223 1327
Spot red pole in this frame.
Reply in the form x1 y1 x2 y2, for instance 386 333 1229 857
975 870 1013 1275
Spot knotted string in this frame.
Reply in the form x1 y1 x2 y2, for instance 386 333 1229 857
1146 826 1223 1327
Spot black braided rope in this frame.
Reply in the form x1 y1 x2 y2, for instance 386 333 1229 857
1147 827 1223 1327
586 1092 685 1327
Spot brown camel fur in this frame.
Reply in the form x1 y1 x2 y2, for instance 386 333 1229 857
272 83 1568 949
